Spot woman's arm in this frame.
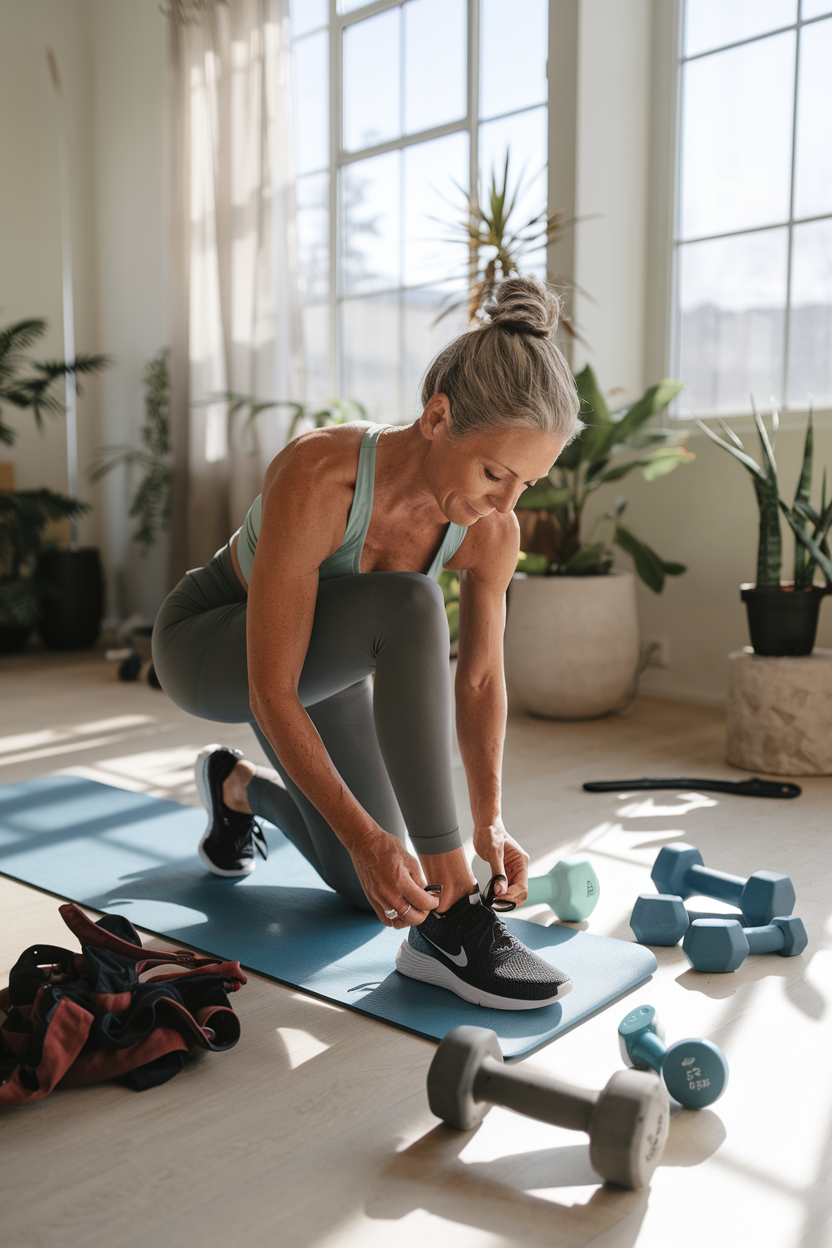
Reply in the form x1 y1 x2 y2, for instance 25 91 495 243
453 511 530 905
246 433 437 926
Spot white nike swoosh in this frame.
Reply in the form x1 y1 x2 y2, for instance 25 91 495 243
422 933 468 967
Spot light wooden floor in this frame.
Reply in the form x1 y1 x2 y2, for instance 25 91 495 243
1 645 830 1248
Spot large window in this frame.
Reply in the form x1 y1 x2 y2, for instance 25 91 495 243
290 0 549 421
674 0 832 416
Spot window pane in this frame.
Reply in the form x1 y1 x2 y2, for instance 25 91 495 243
339 0 370 12
404 0 466 135
480 0 547 121
343 8 401 152
801 0 832 17
341 294 401 421
403 284 468 418
294 31 329 175
340 150 400 296
479 106 547 258
302 303 331 403
684 0 796 57
403 132 469 288
297 173 329 303
788 218 832 407
678 230 788 414
290 0 328 39
680 35 794 238
794 17 832 219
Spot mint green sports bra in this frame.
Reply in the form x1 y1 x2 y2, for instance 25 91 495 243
234 423 467 585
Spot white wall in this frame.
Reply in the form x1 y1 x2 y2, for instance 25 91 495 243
569 0 832 703
90 0 169 621
0 0 169 624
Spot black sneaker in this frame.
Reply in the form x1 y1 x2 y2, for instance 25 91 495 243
395 877 572 1010
195 744 267 877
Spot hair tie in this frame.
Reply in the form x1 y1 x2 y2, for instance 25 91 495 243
494 320 549 339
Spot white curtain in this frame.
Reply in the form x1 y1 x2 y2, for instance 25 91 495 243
167 0 302 580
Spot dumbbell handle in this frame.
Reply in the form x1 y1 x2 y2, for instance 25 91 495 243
684 863 745 904
473 1054 597 1134
525 874 556 907
744 923 787 954
627 1031 665 1074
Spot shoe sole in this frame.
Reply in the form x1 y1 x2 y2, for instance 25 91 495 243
395 940 572 1011
195 744 254 878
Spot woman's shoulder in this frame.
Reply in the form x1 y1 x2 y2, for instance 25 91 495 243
264 421 372 493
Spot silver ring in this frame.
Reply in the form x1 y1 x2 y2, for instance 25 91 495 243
400 904 412 918
383 908 398 920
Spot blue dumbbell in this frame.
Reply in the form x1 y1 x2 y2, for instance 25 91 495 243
683 916 808 973
630 894 746 946
651 843 795 926
618 1004 729 1108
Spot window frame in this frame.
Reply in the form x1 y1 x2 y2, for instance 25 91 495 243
291 0 551 418
666 0 832 423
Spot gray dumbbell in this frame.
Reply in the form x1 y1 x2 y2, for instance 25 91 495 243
630 894 746 946
683 915 808 973
427 1025 669 1190
651 843 795 926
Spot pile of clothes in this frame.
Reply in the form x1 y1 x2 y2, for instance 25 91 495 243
0 902 246 1105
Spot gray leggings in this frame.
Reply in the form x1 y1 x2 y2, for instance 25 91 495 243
152 544 461 909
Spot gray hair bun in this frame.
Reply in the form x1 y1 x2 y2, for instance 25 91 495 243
485 276 561 339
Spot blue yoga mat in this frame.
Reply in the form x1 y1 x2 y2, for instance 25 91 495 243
0 777 656 1059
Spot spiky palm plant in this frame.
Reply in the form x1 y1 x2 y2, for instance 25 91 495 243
437 153 574 331
0 318 108 446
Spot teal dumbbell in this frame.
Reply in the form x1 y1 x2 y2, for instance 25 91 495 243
683 915 808 973
522 856 600 921
618 1004 729 1108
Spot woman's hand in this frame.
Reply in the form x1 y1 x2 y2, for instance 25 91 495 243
473 820 529 907
351 829 440 928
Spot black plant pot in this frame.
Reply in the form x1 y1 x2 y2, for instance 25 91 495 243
0 623 32 654
740 583 828 656
37 547 104 650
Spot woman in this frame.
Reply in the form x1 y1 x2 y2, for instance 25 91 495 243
153 277 581 1011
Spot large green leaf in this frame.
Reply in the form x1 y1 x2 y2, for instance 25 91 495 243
515 480 572 510
574 364 611 425
563 542 611 575
613 524 676 593
640 446 694 481
591 379 684 462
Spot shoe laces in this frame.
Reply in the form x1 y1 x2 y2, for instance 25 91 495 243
431 876 517 956
221 811 268 861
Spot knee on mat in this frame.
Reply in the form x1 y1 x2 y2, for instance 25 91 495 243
376 572 447 636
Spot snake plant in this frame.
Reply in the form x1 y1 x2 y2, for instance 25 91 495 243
696 406 832 590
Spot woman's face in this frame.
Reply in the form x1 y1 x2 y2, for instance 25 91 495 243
422 399 565 526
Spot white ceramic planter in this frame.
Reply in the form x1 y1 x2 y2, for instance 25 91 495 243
504 571 641 719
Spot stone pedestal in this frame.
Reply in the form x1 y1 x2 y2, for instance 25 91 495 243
726 648 832 775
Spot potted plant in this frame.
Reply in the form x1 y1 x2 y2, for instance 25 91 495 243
91 349 172 556
504 365 692 718
0 318 108 651
696 406 832 656
0 490 89 653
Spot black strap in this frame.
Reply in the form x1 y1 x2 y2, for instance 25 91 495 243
582 777 801 799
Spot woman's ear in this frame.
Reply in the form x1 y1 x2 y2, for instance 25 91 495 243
419 393 451 440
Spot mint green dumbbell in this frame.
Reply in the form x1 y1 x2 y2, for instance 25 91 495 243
522 856 600 921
